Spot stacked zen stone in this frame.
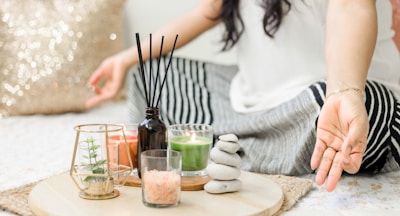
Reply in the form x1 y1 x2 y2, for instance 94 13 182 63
204 134 242 194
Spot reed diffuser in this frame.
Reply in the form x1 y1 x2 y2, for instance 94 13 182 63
135 33 178 177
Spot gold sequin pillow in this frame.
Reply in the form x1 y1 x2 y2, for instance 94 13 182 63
0 0 125 116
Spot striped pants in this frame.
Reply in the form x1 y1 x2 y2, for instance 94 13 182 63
128 57 400 175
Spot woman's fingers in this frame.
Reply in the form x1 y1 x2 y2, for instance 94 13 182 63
310 140 325 170
85 57 126 108
87 66 106 87
324 152 343 192
314 145 337 185
312 137 362 191
86 94 107 109
313 146 344 192
341 140 363 174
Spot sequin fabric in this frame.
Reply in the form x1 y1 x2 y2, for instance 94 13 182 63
0 0 125 117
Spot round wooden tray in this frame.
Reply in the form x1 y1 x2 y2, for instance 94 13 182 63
125 175 212 191
29 171 284 216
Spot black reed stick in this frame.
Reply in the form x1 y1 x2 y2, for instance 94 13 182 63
135 33 149 107
155 34 178 107
135 33 178 108
151 36 165 107
148 34 152 106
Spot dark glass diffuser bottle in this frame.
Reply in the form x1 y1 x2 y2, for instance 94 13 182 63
137 107 167 178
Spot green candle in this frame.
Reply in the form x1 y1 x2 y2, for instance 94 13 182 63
169 135 211 171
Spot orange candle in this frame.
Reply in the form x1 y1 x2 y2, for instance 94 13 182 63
108 134 138 169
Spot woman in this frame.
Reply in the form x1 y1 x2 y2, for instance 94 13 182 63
86 0 400 192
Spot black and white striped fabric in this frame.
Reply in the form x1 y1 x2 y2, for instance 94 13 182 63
128 57 400 175
128 57 214 125
161 57 213 125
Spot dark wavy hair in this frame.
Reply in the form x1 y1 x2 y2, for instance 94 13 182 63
216 0 291 51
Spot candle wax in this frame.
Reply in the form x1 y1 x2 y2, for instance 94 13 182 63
169 136 211 171
108 134 138 168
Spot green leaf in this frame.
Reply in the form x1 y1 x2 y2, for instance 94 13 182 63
79 136 108 179
86 137 95 143
89 152 98 158
84 176 95 182
93 168 105 174
95 160 107 166
83 164 93 171
89 145 99 151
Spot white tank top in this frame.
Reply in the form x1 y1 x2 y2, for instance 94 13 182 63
230 0 400 113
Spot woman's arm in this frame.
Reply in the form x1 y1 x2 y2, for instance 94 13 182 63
311 0 377 191
325 0 377 93
122 0 223 69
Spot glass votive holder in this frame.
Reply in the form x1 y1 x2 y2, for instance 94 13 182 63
108 123 139 176
141 149 182 208
168 124 213 177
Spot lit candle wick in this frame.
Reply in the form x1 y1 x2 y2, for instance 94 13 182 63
190 134 196 142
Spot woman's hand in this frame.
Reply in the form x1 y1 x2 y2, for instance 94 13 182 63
317 0 376 191
310 90 369 192
85 50 134 109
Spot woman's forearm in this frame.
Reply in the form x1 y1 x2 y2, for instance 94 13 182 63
325 0 377 94
122 0 223 69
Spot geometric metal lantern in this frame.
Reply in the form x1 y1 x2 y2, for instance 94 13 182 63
70 124 133 200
